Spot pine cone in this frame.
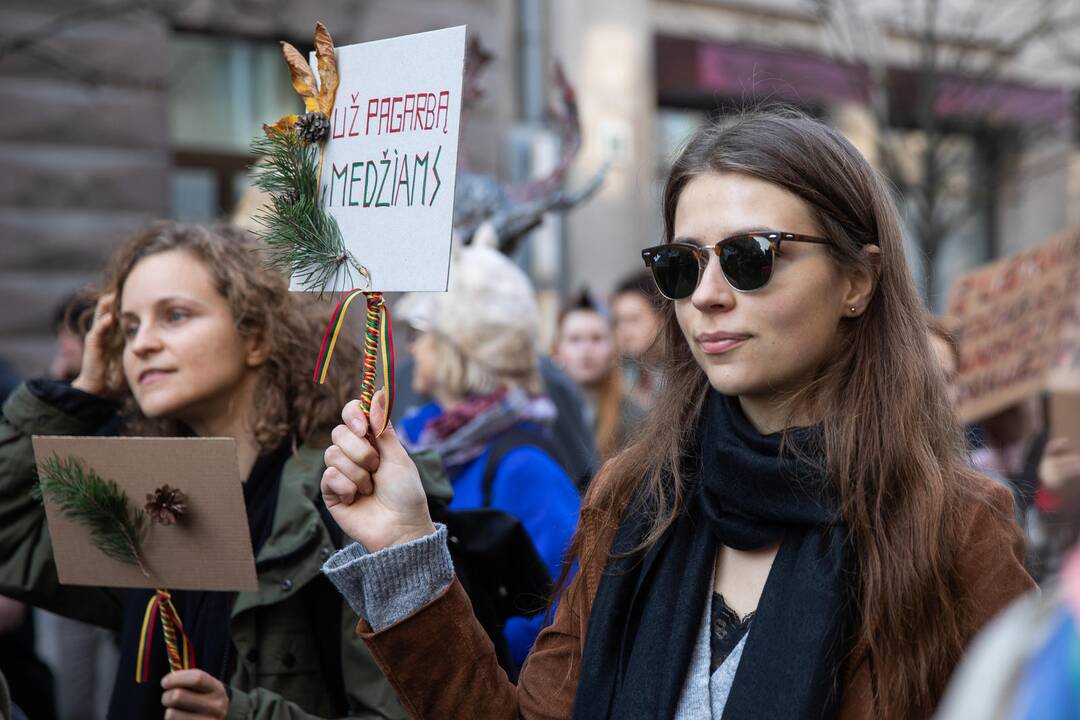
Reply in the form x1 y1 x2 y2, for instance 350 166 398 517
145 485 188 526
296 111 330 144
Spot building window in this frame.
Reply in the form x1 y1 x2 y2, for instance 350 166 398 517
167 33 300 222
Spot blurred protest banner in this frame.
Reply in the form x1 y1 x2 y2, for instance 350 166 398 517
948 227 1080 423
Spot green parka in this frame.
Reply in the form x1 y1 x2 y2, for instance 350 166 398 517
0 381 419 720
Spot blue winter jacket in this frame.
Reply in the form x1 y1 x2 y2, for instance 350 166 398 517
401 402 581 665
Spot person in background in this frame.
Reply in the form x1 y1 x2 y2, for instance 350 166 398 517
0 595 54 720
937 463 1080 719
30 291 120 720
610 270 664 410
930 315 1077 583
929 316 1063 571
0 296 105 719
553 291 645 461
390 227 600 489
0 361 18 407
970 397 1064 577
396 243 581 669
926 315 960 407
1030 433 1080 581
927 316 1024 521
0 666 29 720
534 353 601 487
391 352 598 489
971 399 1044 504
48 292 94 383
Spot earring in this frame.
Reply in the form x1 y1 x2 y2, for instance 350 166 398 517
849 306 858 314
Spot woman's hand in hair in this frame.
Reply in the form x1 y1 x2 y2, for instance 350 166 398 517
71 292 115 397
1039 437 1080 493
322 390 436 552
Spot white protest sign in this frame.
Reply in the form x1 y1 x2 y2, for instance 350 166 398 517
305 25 466 292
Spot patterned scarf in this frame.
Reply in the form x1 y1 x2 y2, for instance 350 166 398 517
406 387 556 469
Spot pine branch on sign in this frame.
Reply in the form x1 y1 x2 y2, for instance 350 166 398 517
36 455 150 577
250 131 368 294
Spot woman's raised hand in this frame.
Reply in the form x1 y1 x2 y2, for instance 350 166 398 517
322 390 436 552
71 292 115 397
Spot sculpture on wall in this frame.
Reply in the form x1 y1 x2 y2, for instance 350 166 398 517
453 38 608 255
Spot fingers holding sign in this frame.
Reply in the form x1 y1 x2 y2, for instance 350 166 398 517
320 390 435 552
325 411 380 500
161 670 228 719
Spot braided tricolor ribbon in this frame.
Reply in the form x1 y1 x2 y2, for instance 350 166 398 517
135 589 194 683
313 290 395 434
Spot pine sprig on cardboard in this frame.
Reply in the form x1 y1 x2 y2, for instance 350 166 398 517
36 455 150 577
250 131 366 293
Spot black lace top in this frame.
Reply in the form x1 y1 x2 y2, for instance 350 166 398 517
710 593 754 672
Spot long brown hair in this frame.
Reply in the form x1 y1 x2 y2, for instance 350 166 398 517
578 108 988 717
592 364 626 461
98 221 359 451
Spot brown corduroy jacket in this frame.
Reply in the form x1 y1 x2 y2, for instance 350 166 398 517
357 479 1035 719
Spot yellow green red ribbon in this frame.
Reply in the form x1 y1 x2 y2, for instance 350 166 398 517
313 290 395 434
136 589 194 683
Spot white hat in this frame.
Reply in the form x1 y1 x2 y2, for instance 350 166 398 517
397 234 539 378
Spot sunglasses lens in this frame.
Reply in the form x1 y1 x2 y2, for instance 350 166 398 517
720 235 773 291
649 246 699 299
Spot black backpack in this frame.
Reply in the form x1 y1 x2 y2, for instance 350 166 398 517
427 504 552 681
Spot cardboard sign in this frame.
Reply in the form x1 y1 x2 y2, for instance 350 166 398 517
32 437 258 592
304 25 466 293
1049 392 1080 454
948 227 1080 423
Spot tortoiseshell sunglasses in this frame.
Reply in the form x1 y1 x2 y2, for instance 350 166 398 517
640 231 832 299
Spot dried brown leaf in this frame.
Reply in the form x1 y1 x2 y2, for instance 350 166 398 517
280 41 321 113
313 22 340 116
263 114 300 135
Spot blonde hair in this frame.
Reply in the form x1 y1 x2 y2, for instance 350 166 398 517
427 330 542 400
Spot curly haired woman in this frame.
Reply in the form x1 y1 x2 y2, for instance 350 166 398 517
0 222 410 720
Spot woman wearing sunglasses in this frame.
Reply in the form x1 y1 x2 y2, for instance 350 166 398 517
319 108 1033 718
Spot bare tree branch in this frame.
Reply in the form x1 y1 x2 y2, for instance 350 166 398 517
808 0 1075 301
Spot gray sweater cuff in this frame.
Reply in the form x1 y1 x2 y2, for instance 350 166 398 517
321 524 454 631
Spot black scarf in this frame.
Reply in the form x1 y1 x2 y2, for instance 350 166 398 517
574 391 855 719
107 438 289 720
